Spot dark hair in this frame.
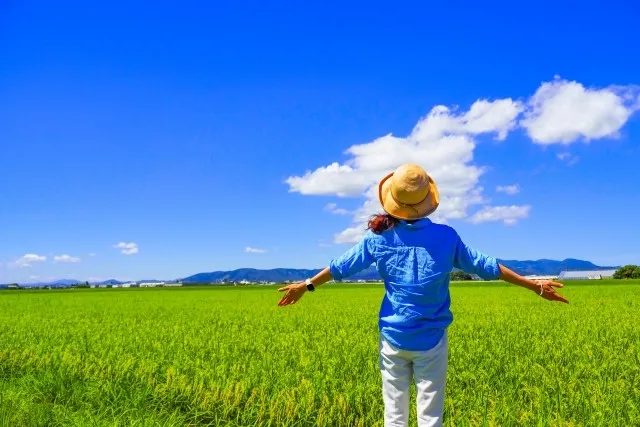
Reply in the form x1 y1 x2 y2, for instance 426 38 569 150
368 214 399 234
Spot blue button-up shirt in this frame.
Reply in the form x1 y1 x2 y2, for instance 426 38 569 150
329 218 500 351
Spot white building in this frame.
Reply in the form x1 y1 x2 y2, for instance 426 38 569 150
558 269 617 280
140 281 165 287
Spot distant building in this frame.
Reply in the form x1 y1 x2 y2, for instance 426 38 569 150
558 269 617 280
140 281 165 287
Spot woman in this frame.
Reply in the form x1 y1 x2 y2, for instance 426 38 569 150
277 163 568 427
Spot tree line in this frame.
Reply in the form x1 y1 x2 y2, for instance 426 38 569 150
612 265 640 279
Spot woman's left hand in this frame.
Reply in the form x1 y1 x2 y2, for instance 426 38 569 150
277 283 307 306
535 280 569 303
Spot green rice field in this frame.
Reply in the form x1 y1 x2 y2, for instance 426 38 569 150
0 280 639 426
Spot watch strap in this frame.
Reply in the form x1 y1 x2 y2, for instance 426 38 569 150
305 278 315 292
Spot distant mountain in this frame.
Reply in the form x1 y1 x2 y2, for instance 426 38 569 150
183 268 324 283
183 259 617 283
50 279 81 286
96 279 124 285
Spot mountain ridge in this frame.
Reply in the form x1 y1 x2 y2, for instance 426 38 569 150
181 258 618 283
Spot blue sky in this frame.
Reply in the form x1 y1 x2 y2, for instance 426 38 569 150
2 1 639 283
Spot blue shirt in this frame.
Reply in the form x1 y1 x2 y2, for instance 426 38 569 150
329 218 500 351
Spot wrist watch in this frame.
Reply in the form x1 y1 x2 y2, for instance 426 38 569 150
305 278 315 292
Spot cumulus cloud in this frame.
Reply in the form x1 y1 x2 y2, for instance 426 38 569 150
113 242 139 255
496 184 520 195
286 77 638 244
14 253 47 268
54 254 81 263
324 203 351 215
469 205 531 226
287 98 523 243
245 247 267 254
521 78 640 144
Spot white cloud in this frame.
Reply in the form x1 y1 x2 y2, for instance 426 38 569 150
521 78 639 144
53 254 81 263
29 275 40 280
113 242 139 255
324 203 351 215
286 77 639 244
557 152 580 166
496 184 520 195
287 99 522 243
245 247 267 254
469 205 531 226
334 226 368 244
14 253 47 268
287 99 523 199
88 253 96 257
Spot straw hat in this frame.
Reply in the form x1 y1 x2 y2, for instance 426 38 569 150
378 164 440 220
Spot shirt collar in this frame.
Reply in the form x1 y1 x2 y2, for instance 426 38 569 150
398 217 432 229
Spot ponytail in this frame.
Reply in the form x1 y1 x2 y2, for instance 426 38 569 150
368 214 399 234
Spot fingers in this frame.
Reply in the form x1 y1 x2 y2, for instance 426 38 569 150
552 291 569 304
550 281 564 288
278 286 290 292
277 290 302 306
543 288 569 304
278 295 292 306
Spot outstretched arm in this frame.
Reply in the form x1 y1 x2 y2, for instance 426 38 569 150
498 264 568 303
277 233 374 307
453 232 568 304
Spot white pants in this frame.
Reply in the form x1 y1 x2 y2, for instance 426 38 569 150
379 333 448 427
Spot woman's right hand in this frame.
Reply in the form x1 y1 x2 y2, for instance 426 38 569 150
535 280 568 304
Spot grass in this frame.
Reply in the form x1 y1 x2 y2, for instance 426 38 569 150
0 280 638 426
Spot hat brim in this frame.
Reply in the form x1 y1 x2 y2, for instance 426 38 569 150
378 172 440 220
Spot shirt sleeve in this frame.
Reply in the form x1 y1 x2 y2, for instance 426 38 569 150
329 232 375 281
453 232 501 280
